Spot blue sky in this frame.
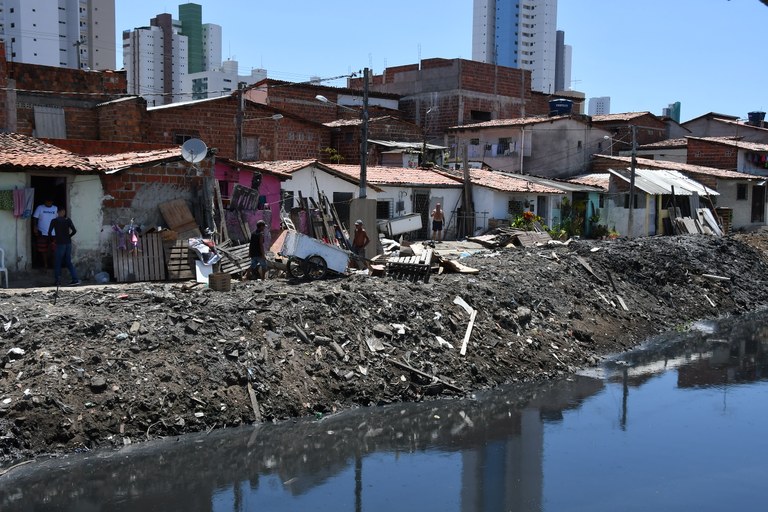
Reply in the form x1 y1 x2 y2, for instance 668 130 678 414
115 0 768 122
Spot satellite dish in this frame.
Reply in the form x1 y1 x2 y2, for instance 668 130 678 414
181 138 208 164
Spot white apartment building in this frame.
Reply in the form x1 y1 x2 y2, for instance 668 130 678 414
123 15 189 106
0 0 116 70
588 97 611 116
472 0 560 94
124 4 265 106
184 60 267 101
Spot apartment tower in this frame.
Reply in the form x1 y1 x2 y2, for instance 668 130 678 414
0 0 116 70
472 0 561 94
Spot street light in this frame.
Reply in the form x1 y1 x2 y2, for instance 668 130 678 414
315 67 370 199
244 113 283 121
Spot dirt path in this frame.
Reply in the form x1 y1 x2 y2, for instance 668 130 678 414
2 232 768 464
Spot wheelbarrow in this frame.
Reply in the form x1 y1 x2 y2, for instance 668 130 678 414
278 229 351 280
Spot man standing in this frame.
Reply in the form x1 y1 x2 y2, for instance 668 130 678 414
48 208 80 286
33 198 58 268
430 202 445 242
248 220 267 280
352 220 370 258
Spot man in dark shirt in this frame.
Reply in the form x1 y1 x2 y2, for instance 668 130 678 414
248 220 267 280
48 208 80 286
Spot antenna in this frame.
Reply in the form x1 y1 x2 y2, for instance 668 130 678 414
181 138 208 176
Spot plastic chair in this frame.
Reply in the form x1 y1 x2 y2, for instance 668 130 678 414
0 247 7 288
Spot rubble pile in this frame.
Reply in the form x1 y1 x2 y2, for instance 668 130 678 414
2 232 768 463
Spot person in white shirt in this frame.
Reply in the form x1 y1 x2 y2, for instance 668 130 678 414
32 199 58 269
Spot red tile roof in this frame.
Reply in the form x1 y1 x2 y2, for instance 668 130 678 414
568 173 610 189
326 164 463 187
591 112 653 122
235 159 316 177
593 155 757 179
687 137 768 152
465 168 563 193
0 133 97 172
87 148 183 172
448 115 570 131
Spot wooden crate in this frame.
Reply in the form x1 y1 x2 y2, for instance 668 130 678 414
386 248 433 283
111 232 167 282
165 239 195 280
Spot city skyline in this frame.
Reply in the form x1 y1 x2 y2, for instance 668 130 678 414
113 0 766 121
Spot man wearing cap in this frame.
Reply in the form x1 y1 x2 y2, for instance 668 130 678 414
352 219 370 259
248 219 268 280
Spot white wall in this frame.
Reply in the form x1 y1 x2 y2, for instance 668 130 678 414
69 175 105 272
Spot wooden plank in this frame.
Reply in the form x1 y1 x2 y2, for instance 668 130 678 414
459 309 478 356
159 199 200 237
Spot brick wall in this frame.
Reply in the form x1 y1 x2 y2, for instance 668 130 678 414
687 139 738 169
0 43 7 131
98 98 147 141
10 62 125 99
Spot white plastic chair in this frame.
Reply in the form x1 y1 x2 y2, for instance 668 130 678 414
0 247 7 288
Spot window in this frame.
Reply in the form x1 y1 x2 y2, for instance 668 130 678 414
470 138 480 146
470 110 491 122
737 183 748 200
173 133 196 144
497 137 511 155
624 193 641 209
377 199 393 219
242 136 259 160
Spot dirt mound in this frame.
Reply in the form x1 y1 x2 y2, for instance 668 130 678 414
2 233 768 464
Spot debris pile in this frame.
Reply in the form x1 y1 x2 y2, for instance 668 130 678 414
2 232 768 463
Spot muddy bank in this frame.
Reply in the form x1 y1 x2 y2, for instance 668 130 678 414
2 232 768 464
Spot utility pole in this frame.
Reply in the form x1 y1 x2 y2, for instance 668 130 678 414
627 125 637 238
360 67 369 199
462 144 474 237
235 83 244 161
73 37 85 70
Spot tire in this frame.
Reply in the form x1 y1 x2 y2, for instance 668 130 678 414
305 255 328 280
287 257 307 279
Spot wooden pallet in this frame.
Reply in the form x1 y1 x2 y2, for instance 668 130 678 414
111 233 167 282
217 243 250 276
386 248 433 283
165 239 194 280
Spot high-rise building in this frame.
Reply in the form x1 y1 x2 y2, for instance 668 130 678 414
554 30 571 93
588 97 611 116
124 3 261 105
0 0 116 70
472 0 560 94
123 13 189 106
662 101 681 123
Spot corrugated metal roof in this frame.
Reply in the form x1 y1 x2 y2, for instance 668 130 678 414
609 168 719 196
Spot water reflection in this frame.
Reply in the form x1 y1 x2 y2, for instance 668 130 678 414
2 311 768 512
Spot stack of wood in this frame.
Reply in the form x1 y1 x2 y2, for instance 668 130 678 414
670 207 723 236
469 226 552 248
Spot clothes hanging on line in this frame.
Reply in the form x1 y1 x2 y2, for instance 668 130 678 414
12 188 34 218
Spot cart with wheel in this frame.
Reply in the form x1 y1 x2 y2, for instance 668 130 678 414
278 229 351 280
